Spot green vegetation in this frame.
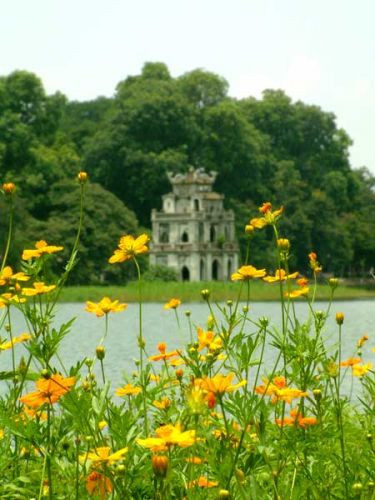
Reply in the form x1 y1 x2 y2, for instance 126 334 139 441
1 63 375 283
0 184 374 499
59 280 375 303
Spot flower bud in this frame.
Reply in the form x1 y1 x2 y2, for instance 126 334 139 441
218 489 230 499
367 433 373 441
242 305 249 314
245 224 254 235
96 345 105 360
329 278 339 289
335 312 344 325
138 337 146 349
201 289 210 300
84 357 93 368
313 389 322 401
352 483 363 493
77 171 88 184
4 324 10 332
259 316 269 328
41 369 50 379
152 455 169 479
235 468 245 483
116 464 126 473
185 310 191 317
2 182 16 195
175 368 184 380
277 238 290 251
226 299 233 307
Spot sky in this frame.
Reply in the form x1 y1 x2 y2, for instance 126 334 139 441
1 0 374 173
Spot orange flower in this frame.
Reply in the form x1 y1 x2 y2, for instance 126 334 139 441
187 476 218 488
0 333 31 351
263 269 298 283
0 266 29 286
20 373 75 408
109 234 149 264
164 298 181 309
115 384 141 397
21 282 56 296
340 357 361 367
186 456 205 464
85 297 127 317
149 343 179 362
231 265 266 281
296 277 309 287
22 240 63 260
86 471 112 499
256 377 307 404
276 408 317 428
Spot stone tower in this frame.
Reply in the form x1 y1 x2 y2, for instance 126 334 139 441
150 167 239 281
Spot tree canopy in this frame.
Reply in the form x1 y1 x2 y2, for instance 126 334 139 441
1 64 375 281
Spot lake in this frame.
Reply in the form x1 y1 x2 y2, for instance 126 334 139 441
2 300 374 397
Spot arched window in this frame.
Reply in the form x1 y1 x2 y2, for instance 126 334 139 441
181 266 190 281
212 259 219 280
181 231 189 243
194 199 200 211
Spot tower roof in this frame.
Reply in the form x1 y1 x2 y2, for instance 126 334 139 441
167 167 217 186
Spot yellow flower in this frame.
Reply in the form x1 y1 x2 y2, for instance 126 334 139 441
0 266 29 286
197 373 247 395
21 282 56 296
164 298 181 309
2 182 16 194
77 171 88 183
263 269 298 283
153 397 171 409
0 333 31 351
22 240 63 260
80 446 128 465
197 327 222 352
137 423 196 452
249 217 268 229
231 265 266 281
98 420 108 430
85 297 127 317
115 383 142 397
0 293 26 306
109 234 149 264
357 335 369 348
352 363 373 377
284 286 309 299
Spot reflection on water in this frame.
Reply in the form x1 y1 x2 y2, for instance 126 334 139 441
2 300 374 397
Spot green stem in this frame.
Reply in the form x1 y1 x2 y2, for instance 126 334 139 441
1 195 13 272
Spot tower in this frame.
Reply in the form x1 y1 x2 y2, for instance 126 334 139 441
150 167 239 281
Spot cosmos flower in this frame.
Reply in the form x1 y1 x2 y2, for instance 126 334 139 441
22 240 63 260
109 234 149 264
231 265 266 281
164 298 181 309
85 297 127 317
20 373 75 408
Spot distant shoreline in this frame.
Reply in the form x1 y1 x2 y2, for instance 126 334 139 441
58 281 375 303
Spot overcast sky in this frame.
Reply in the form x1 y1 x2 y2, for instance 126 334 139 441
1 0 374 173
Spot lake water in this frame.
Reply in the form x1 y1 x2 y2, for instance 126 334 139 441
2 300 374 397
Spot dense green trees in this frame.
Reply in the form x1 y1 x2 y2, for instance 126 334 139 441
1 64 374 281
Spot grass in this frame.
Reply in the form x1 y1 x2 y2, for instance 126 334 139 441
59 280 375 303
